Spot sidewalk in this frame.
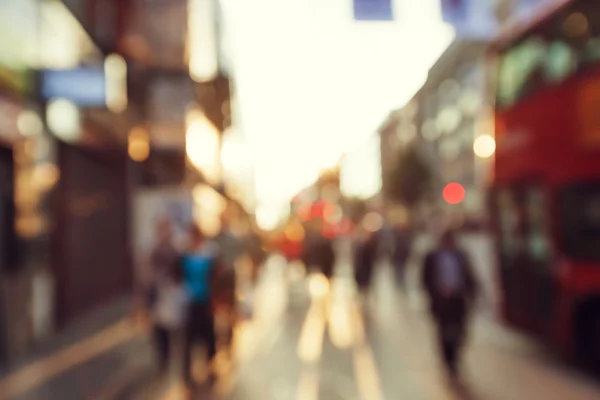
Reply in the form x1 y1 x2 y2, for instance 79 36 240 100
0 296 158 400
0 254 284 400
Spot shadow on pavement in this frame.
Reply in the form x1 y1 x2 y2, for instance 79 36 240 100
113 366 159 400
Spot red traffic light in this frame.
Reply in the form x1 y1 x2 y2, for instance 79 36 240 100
443 182 465 205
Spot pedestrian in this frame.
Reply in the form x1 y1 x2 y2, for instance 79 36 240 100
141 219 181 366
151 257 189 373
244 230 265 285
421 229 478 380
213 217 243 352
319 237 336 280
392 225 412 290
181 225 222 386
146 219 180 297
354 232 378 295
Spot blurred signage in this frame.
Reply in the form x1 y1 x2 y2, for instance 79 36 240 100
441 0 468 23
441 0 497 38
41 68 106 106
353 0 394 21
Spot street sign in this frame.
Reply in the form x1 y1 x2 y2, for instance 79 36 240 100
441 0 468 24
41 68 106 107
353 0 394 21
441 0 497 39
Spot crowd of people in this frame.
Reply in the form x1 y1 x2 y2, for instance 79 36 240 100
138 217 264 392
350 225 480 382
300 220 480 382
141 214 480 390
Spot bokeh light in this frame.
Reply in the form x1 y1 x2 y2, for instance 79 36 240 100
443 182 466 205
473 134 496 158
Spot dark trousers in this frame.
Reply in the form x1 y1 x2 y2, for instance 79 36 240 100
437 322 465 376
153 326 171 371
183 302 217 384
433 295 468 376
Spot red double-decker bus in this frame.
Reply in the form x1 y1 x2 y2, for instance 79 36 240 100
490 0 600 367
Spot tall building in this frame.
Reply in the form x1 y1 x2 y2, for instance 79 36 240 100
379 0 499 224
417 39 491 218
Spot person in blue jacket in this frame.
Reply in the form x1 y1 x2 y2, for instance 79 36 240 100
181 224 222 386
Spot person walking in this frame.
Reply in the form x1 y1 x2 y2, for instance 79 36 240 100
151 259 189 373
354 232 378 295
301 226 335 280
392 225 412 290
181 225 222 386
213 219 244 351
141 219 181 370
421 229 478 380
148 219 180 292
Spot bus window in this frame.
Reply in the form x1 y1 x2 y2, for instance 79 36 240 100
583 38 600 63
496 0 600 109
525 189 551 264
545 41 577 84
498 189 521 261
560 183 600 261
497 37 547 108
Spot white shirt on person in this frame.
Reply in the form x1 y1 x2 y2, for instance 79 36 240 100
154 280 189 330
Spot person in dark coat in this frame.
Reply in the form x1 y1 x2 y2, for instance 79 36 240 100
422 229 478 379
181 225 222 386
302 232 335 279
318 237 336 279
354 233 378 293
392 225 412 289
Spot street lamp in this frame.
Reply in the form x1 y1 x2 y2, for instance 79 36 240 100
186 109 221 184
473 134 496 158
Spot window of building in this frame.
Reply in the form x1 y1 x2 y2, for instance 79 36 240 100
525 188 551 264
498 189 522 260
560 182 600 261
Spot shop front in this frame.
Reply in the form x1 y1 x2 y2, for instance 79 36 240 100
0 93 36 364
0 0 42 365
52 140 131 325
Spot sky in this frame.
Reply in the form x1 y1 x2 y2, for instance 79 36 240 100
220 0 455 226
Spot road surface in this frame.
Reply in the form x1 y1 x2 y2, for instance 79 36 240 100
3 247 600 400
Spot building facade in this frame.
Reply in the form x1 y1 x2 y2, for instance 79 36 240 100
417 39 491 219
0 0 235 367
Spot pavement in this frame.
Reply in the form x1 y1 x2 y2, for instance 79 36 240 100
2 242 600 400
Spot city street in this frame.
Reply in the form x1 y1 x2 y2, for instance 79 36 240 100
213 253 600 400
3 250 600 400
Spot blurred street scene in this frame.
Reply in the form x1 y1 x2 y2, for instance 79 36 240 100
1 0 600 399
